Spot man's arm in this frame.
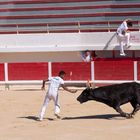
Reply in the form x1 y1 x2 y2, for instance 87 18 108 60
61 84 77 93
41 79 49 90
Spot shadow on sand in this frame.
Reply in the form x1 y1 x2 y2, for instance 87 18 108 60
18 116 54 121
62 114 125 120
19 114 125 121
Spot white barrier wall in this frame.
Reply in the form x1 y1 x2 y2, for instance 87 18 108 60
0 32 140 62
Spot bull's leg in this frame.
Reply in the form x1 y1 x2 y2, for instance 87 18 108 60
115 105 132 118
130 100 140 116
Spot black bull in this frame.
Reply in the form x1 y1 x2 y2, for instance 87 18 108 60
77 82 140 118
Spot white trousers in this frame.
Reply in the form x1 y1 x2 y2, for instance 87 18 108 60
117 32 130 54
39 90 60 120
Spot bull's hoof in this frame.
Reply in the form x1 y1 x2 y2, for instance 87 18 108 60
126 113 133 119
131 112 135 116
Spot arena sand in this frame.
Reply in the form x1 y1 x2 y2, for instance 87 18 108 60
0 88 140 140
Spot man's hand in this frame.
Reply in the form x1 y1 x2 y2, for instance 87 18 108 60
41 86 45 90
126 29 130 33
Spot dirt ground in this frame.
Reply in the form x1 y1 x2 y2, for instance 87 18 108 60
0 87 140 140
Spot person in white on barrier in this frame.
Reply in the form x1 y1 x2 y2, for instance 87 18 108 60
116 19 133 56
38 70 77 121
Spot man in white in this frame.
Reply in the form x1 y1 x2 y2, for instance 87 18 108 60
38 70 77 121
116 19 133 56
81 50 92 62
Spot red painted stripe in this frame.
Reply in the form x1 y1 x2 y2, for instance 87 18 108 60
8 63 48 80
49 30 78 33
0 4 139 12
94 60 134 80
0 28 138 34
0 22 77 27
137 61 140 80
0 12 139 19
0 64 4 81
0 0 106 5
81 29 109 32
93 58 140 61
52 62 91 80
0 31 17 34
21 30 78 33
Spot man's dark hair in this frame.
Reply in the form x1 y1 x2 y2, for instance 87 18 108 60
127 20 133 27
59 70 66 76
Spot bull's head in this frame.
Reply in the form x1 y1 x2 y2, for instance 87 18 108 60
77 88 93 103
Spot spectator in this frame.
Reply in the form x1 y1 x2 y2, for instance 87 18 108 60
116 19 133 56
81 50 92 62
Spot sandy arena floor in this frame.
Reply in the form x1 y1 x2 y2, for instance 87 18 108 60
0 88 140 140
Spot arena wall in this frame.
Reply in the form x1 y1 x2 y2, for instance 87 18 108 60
0 0 140 88
0 60 139 88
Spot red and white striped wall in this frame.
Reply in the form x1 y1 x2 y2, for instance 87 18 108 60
0 60 140 86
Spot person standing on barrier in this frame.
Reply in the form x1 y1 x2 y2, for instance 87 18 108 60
116 19 133 56
38 70 77 121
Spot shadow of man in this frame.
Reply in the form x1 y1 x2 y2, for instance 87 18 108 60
103 33 117 50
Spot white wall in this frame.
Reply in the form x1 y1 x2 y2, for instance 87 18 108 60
0 32 140 62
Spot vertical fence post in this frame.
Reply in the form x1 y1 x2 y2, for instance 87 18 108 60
78 21 81 33
134 61 137 82
4 63 9 90
46 23 49 33
16 25 19 34
138 21 140 32
108 21 110 32
91 61 95 81
48 62 52 78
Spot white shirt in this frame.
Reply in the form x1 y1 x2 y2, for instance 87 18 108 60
83 55 91 62
117 21 128 35
48 76 64 93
